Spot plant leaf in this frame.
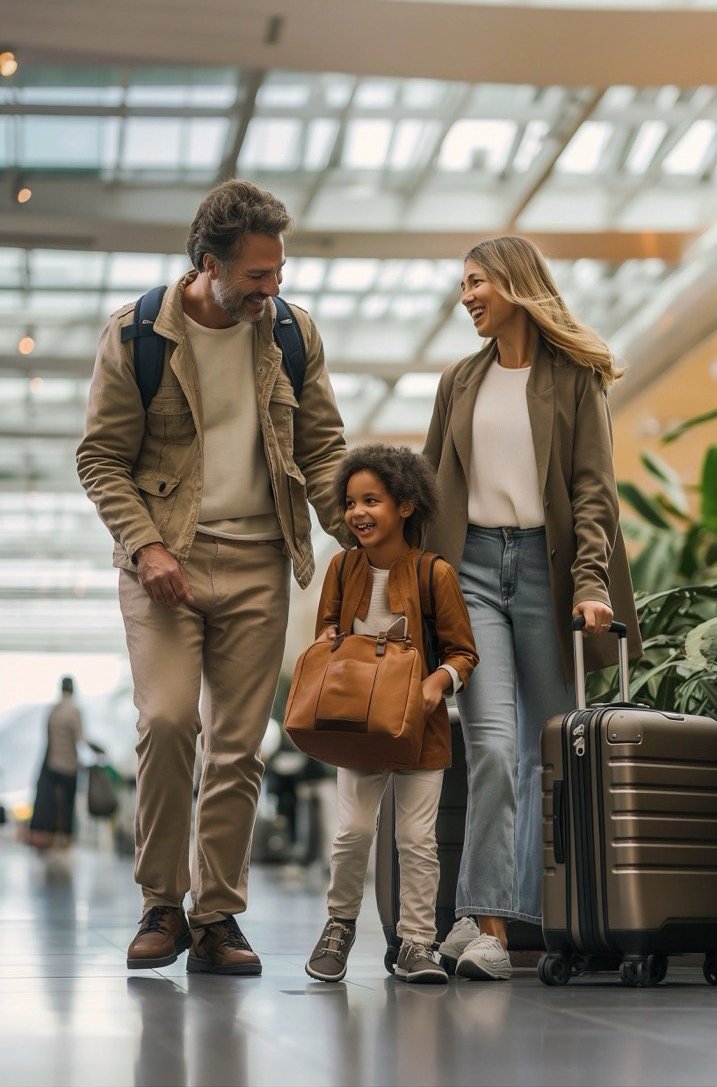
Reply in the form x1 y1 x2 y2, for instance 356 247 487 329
640 451 689 516
662 409 717 444
618 482 672 529
700 446 717 534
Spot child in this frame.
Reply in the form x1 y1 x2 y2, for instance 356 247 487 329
304 444 478 984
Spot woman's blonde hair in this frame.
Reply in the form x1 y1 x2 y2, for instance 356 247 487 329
465 236 622 389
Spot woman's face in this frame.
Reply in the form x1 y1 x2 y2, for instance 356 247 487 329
460 260 519 339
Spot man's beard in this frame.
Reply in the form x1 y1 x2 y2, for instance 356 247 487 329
211 276 267 323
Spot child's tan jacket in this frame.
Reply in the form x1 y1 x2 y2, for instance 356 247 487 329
315 546 478 770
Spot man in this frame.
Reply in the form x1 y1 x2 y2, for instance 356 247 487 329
77 180 350 974
29 676 103 849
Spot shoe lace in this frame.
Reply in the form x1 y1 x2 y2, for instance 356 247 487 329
319 920 352 955
138 906 176 935
216 917 252 951
402 939 433 965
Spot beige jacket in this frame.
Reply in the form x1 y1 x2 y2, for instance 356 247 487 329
423 338 642 679
77 273 351 588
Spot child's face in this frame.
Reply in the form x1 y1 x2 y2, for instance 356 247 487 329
344 470 413 551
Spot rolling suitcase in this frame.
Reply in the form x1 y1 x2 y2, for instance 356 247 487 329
376 706 543 974
540 617 717 987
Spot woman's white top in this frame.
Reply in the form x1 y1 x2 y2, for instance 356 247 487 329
468 361 544 529
352 565 459 693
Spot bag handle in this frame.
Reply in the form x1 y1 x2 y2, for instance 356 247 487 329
571 615 629 710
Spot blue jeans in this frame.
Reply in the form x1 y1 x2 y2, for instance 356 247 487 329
455 526 575 924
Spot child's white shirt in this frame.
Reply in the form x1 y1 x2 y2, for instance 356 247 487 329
352 565 460 694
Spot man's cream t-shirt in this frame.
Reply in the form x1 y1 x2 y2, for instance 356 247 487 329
185 314 281 540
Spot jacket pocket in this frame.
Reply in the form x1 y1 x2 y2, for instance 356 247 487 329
135 470 181 533
135 470 180 498
269 383 298 448
146 400 195 445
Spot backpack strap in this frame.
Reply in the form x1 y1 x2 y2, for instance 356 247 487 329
273 296 306 400
417 552 438 620
120 285 168 411
122 288 306 409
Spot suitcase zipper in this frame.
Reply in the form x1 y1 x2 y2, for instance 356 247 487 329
570 709 602 952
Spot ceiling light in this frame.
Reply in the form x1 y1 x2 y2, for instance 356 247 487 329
18 334 35 355
29 376 44 393
0 51 17 78
16 187 32 204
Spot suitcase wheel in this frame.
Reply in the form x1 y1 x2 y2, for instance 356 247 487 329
537 953 571 986
619 955 667 988
703 955 717 986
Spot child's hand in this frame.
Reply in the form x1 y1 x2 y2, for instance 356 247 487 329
422 670 450 716
317 626 338 643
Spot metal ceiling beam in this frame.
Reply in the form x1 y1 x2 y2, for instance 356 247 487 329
216 70 265 182
10 3 717 88
0 216 698 262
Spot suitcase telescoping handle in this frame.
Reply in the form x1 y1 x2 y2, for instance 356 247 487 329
572 615 629 710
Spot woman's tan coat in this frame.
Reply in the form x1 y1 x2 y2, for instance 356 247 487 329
315 547 478 769
423 338 642 680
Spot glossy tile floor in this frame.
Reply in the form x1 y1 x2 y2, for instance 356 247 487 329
1 830 715 1087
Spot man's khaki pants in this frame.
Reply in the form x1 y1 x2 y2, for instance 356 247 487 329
119 534 290 926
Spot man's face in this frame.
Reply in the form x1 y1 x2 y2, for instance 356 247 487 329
206 232 285 323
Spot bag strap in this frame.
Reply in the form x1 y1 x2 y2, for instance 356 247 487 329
417 552 438 621
272 296 306 400
120 285 168 410
121 288 307 410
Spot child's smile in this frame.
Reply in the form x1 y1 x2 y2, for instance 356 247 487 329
344 469 413 565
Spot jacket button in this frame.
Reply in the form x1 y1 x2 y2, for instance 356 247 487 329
551 548 557 558
159 482 166 493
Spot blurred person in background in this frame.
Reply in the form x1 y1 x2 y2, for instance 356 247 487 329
77 180 350 976
28 676 104 850
423 236 641 981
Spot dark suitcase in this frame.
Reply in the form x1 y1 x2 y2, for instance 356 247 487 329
540 617 717 987
376 706 543 974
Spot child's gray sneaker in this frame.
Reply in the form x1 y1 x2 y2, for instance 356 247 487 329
394 940 448 985
305 919 356 982
436 917 480 974
456 933 512 980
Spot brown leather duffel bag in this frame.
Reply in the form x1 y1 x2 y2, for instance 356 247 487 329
284 621 426 770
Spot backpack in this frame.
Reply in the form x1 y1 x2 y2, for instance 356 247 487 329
120 287 306 410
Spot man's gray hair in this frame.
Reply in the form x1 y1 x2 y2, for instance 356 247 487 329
186 180 292 271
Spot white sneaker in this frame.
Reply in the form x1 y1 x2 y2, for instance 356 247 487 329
437 917 480 974
456 933 512 981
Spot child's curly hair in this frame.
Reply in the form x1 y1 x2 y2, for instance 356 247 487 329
334 443 439 546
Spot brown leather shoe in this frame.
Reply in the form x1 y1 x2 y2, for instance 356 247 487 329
127 906 191 970
187 916 262 976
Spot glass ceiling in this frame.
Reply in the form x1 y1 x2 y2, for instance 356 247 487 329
0 61 714 649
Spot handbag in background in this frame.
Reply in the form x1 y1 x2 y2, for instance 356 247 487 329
87 763 118 818
284 618 426 770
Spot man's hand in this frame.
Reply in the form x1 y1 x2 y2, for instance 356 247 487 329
136 543 194 607
573 599 614 635
422 670 451 716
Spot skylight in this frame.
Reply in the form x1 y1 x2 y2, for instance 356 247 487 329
344 120 393 169
555 121 613 174
438 120 517 173
662 120 716 175
625 120 667 174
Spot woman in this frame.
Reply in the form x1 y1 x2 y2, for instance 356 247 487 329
423 236 641 981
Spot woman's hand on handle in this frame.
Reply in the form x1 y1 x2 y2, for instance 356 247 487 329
573 600 614 635
316 626 338 643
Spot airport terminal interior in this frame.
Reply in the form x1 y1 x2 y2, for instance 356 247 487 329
0 1 716 1084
